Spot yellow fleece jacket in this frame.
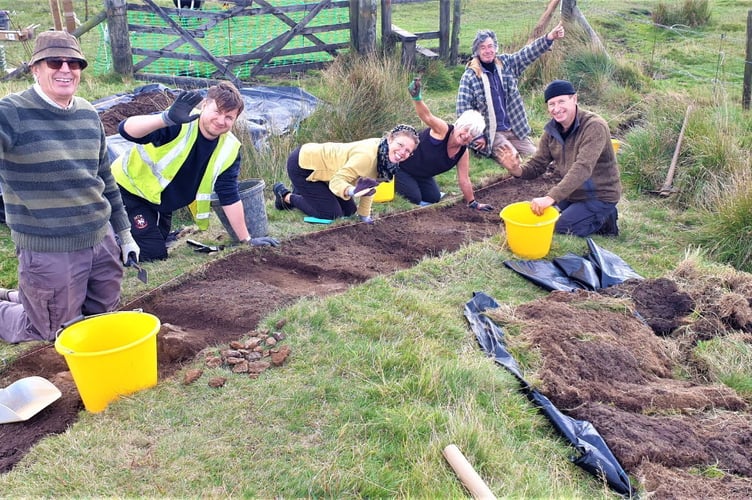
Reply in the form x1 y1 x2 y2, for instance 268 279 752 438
298 138 380 217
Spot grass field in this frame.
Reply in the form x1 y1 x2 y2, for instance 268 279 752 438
1 0 751 496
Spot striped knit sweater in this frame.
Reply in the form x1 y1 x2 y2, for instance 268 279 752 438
0 87 130 252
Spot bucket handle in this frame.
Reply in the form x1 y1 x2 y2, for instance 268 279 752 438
54 309 145 339
56 314 85 339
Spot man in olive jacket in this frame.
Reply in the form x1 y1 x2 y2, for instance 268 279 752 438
498 80 621 237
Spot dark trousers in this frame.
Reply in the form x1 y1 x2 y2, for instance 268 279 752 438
286 148 357 220
120 189 172 261
555 199 618 237
395 171 442 205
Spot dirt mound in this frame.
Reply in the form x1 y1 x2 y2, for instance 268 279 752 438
99 89 176 136
488 275 752 498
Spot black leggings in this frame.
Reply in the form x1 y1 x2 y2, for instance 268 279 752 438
286 148 357 220
120 189 172 261
394 170 442 205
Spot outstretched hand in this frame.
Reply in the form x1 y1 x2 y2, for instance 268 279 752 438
497 145 520 171
547 21 565 41
249 236 280 247
408 76 422 101
352 177 379 197
468 200 495 212
162 90 203 126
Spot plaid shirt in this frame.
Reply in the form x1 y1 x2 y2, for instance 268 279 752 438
456 36 553 156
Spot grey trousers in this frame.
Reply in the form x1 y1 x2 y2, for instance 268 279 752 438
491 130 537 162
0 228 123 343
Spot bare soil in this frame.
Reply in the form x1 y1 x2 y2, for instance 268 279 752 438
0 93 750 498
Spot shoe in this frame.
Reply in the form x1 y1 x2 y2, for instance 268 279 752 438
596 210 619 236
0 288 17 301
273 182 292 210
165 228 183 249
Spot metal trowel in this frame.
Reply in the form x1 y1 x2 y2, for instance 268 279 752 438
186 239 224 253
126 251 148 284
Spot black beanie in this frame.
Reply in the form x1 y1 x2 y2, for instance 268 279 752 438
544 80 576 102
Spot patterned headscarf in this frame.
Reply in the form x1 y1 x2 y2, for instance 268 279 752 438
377 124 419 181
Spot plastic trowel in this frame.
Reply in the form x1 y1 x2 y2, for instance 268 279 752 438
0 376 62 424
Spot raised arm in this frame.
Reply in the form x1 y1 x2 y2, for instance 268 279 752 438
122 90 203 139
408 77 449 137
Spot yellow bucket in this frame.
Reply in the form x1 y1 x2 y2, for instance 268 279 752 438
54 311 160 413
499 201 560 259
373 178 395 203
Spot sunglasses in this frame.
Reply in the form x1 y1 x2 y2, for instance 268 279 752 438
45 58 84 70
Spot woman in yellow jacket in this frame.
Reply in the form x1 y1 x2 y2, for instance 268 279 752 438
273 124 419 223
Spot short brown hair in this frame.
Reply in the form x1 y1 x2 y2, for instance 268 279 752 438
206 81 244 114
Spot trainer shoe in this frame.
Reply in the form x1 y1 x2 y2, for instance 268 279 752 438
0 288 17 301
273 182 292 210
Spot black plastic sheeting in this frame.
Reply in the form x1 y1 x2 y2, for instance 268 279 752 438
503 238 643 292
464 292 634 496
93 83 319 161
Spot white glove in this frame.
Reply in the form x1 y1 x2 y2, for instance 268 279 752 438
118 229 140 265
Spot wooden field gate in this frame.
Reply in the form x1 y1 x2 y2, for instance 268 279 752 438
106 0 456 86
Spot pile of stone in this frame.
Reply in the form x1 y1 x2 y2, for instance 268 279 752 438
182 323 292 387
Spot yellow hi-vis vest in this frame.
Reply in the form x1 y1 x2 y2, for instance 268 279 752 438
112 120 241 230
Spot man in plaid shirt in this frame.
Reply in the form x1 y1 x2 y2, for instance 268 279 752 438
456 22 565 166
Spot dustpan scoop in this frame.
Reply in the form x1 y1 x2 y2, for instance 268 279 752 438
0 376 62 423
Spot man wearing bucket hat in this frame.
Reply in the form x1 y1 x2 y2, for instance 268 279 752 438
498 79 621 237
111 81 279 261
0 31 139 343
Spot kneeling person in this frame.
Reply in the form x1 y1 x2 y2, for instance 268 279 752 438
499 79 621 237
113 82 279 261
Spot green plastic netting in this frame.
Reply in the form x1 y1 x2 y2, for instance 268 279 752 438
94 0 349 79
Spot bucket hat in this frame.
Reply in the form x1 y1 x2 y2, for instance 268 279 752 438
28 30 88 69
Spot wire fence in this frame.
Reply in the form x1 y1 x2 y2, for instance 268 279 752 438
76 1 750 96
93 0 350 79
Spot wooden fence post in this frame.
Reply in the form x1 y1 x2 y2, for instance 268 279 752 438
743 10 752 110
352 0 376 54
561 0 605 53
450 0 461 63
380 0 395 54
62 0 77 33
105 0 133 78
49 0 64 31
438 0 449 60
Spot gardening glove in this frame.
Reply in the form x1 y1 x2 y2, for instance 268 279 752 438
359 215 374 224
468 200 494 212
249 236 280 247
161 90 203 126
118 229 140 265
350 177 379 197
408 76 422 101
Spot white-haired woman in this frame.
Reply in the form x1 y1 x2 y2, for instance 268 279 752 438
396 77 492 210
